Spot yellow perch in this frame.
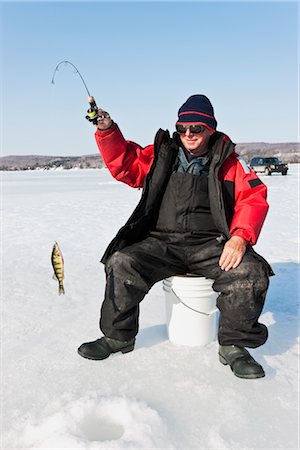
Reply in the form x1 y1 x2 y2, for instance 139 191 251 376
51 241 65 295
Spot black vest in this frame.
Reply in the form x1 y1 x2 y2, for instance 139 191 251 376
154 171 220 240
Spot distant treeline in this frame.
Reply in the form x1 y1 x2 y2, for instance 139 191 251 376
235 142 299 164
0 154 105 171
1 142 299 171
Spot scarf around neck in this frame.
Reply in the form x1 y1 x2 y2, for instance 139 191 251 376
176 147 211 176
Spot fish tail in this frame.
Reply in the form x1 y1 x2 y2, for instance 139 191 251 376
59 281 65 295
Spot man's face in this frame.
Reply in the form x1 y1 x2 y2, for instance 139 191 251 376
178 123 214 156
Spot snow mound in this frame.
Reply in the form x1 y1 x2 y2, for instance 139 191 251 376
15 394 174 449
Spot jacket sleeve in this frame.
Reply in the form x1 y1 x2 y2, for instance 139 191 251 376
224 156 269 245
95 123 155 188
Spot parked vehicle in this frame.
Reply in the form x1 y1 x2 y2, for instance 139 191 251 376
249 157 288 176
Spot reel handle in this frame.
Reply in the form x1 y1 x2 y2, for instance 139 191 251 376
86 96 99 124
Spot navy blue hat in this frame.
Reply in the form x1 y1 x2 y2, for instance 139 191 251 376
177 95 217 130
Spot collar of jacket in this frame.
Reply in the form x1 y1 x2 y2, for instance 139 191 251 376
208 132 236 238
208 131 235 168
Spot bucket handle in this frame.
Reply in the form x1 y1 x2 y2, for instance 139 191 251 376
170 289 219 316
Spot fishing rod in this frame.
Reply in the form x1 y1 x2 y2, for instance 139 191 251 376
51 60 109 124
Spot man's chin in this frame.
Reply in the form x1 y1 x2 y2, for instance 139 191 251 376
187 148 198 153
187 147 206 156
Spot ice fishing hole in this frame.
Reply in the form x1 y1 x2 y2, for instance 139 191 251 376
80 414 124 442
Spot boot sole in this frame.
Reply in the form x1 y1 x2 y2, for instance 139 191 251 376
78 344 135 360
218 354 265 379
219 354 229 365
120 345 135 354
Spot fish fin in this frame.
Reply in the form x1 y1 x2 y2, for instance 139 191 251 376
53 273 58 281
59 282 65 295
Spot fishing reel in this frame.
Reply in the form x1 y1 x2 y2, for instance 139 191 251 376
85 96 110 125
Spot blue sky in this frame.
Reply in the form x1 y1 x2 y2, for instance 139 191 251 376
1 1 299 156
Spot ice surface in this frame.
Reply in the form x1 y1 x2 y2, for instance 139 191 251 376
2 166 299 449
13 395 173 449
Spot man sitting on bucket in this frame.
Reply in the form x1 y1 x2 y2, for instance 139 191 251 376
78 94 274 379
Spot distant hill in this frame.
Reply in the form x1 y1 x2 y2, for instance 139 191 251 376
235 142 299 163
0 154 105 171
1 142 299 171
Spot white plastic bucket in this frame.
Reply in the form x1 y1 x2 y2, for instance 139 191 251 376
163 275 219 346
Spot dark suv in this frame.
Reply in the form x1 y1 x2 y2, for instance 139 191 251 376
249 157 288 176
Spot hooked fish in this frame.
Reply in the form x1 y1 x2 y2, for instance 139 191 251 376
51 242 65 295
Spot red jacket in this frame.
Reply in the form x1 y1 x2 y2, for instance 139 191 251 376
95 123 268 247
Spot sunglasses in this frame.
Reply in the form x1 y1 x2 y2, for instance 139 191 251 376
176 124 207 134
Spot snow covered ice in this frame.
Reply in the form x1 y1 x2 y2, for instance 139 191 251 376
2 166 299 449
13 394 172 449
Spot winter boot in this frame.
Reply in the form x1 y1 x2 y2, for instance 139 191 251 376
218 345 265 379
78 336 135 360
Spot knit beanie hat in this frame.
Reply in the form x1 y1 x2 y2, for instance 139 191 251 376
177 95 217 131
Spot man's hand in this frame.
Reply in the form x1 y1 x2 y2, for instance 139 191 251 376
219 236 247 272
96 109 112 130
